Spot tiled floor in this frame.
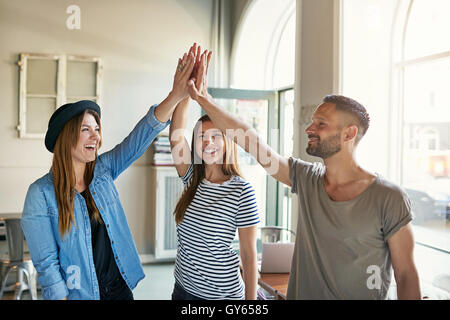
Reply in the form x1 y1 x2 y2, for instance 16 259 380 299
134 262 175 300
0 236 176 300
0 261 175 300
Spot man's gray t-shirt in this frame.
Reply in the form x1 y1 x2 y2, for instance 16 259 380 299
287 157 412 300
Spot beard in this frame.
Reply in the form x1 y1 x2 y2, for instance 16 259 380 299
306 132 341 159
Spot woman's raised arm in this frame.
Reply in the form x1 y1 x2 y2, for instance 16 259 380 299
169 97 192 177
169 43 210 177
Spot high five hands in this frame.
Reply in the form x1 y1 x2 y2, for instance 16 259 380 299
172 43 212 103
155 43 212 123
188 44 212 102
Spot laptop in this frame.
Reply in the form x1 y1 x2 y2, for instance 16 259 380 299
260 242 295 273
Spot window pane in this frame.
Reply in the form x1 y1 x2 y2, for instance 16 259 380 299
67 60 97 97
281 89 294 158
273 14 296 89
403 58 450 252
232 0 295 89
26 59 57 95
405 0 450 60
26 97 55 133
216 98 268 226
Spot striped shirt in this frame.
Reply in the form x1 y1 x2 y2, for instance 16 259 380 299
174 164 260 300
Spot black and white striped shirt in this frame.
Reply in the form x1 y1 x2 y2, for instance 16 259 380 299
174 164 260 299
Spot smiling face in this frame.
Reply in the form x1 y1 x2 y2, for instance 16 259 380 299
305 102 344 159
194 120 226 165
71 112 101 165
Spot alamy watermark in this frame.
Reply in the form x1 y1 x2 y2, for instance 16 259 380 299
66 5 81 30
66 265 81 290
366 265 382 290
170 127 281 175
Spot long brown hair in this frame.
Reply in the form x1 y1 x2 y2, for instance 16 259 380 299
173 115 242 224
52 110 102 238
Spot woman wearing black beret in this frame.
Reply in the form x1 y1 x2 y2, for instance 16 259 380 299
20 47 197 300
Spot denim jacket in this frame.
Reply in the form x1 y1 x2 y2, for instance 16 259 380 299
21 105 169 300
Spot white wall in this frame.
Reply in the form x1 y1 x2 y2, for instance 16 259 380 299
0 0 214 254
341 0 399 179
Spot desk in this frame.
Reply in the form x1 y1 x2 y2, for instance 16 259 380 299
258 273 289 300
0 213 22 220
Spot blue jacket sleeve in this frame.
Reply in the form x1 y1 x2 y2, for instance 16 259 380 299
99 104 170 180
21 182 69 300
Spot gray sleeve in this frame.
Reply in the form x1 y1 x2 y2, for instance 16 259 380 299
382 188 413 241
288 157 298 194
289 157 315 194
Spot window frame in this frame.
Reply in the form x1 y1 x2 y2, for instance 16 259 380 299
393 0 450 253
208 86 294 227
208 87 278 226
275 86 294 229
17 53 103 139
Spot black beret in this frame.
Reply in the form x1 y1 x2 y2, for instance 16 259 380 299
45 100 101 153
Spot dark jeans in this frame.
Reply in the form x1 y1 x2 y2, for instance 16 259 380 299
171 281 205 300
100 277 134 300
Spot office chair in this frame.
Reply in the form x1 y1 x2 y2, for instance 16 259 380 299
259 226 296 243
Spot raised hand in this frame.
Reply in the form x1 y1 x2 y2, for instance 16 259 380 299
188 50 212 102
153 45 201 123
189 43 202 81
171 51 195 102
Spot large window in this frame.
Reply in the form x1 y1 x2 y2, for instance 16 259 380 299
231 0 295 90
342 0 450 295
225 0 295 229
399 0 450 253
208 88 277 227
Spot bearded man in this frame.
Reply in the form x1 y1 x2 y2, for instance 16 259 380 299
189 82 422 299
